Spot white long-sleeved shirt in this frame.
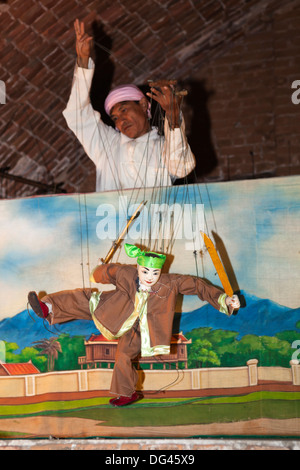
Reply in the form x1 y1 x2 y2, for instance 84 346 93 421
62 60 196 192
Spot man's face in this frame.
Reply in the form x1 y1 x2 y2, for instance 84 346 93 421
110 100 150 139
137 265 161 289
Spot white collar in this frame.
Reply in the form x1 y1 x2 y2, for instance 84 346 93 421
120 127 159 145
138 281 152 292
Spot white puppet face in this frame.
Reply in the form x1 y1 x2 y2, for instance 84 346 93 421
137 264 161 289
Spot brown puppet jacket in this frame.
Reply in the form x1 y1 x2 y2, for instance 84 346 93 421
91 263 225 348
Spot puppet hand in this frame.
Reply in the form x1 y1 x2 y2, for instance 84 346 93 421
225 294 240 312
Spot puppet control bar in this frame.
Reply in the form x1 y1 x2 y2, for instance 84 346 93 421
101 200 147 265
0 167 66 194
148 79 188 97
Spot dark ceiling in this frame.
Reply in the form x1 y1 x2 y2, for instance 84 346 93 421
0 0 293 197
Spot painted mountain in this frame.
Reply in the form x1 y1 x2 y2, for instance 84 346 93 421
177 290 300 339
0 291 299 351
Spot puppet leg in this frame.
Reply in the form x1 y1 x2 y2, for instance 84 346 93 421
110 320 142 404
29 289 94 324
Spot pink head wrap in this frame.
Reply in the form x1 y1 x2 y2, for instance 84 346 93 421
104 84 151 118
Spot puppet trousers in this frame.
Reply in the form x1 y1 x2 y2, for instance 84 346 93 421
42 288 141 397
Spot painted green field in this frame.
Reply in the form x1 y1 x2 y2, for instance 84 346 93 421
0 391 299 428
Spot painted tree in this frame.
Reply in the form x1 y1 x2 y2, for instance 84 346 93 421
0 341 5 362
54 334 85 371
188 338 220 368
32 338 62 372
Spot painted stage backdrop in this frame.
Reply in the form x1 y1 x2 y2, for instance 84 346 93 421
0 175 299 439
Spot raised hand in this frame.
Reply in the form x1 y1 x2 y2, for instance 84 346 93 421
74 19 93 68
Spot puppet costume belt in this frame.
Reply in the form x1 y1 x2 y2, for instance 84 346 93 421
89 291 170 357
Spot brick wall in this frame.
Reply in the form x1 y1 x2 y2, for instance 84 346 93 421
187 3 300 183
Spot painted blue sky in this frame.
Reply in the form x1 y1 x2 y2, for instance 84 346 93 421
0 176 299 320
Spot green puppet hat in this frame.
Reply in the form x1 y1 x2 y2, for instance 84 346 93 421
124 243 166 269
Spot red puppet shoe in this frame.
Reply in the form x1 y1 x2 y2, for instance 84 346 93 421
28 291 49 319
109 392 140 407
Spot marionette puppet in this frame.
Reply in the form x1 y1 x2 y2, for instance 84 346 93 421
28 243 240 407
